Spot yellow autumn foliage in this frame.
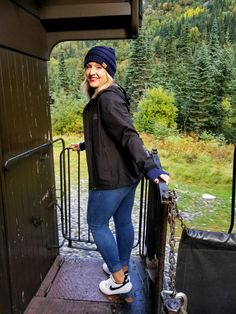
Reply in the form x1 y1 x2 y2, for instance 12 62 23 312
184 6 204 19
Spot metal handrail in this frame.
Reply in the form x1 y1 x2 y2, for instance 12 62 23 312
58 145 169 263
228 144 236 233
59 146 151 252
3 138 65 170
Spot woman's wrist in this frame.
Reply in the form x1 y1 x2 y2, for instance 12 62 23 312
146 168 169 181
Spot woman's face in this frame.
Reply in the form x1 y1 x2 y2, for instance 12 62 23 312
85 62 108 90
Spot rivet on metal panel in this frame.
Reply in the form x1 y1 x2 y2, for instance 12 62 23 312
31 216 44 227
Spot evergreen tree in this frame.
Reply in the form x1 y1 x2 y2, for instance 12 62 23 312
146 30 156 87
221 36 236 103
48 57 59 96
174 59 190 133
153 22 178 92
152 59 169 89
187 44 214 133
48 0 236 141
164 21 177 86
177 24 192 61
66 58 84 98
223 45 236 141
124 27 154 113
208 18 225 134
208 18 221 61
58 50 69 94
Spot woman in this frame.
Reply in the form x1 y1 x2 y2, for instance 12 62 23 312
71 46 169 296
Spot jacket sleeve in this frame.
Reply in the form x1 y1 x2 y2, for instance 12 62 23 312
99 91 161 175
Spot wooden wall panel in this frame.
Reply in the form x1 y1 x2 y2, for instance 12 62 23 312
0 49 51 159
0 47 58 313
0 148 12 314
0 1 47 60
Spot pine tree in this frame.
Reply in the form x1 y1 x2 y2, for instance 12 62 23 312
124 27 154 113
187 44 214 133
177 24 192 61
58 50 69 94
174 59 190 133
208 19 226 134
174 23 193 132
222 44 236 141
164 22 177 82
209 18 221 61
152 59 169 89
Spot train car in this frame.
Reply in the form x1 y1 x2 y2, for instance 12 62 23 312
1 1 235 313
0 1 168 313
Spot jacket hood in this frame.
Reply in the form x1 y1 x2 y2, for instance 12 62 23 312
101 83 131 109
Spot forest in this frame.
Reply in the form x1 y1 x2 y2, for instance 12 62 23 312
48 0 236 143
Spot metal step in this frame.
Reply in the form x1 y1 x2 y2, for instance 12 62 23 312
24 255 152 314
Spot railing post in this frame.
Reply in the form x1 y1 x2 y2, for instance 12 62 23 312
154 197 169 314
145 181 169 313
144 148 170 313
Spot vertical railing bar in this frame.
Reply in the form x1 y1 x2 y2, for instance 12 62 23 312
137 179 144 255
59 151 66 238
67 148 72 247
228 144 236 233
60 149 68 237
49 138 66 249
63 149 68 236
140 181 145 256
77 151 81 240
142 179 148 256
87 178 92 242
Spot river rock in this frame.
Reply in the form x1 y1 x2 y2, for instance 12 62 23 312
202 193 216 200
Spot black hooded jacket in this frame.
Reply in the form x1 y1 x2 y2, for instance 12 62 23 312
83 84 158 190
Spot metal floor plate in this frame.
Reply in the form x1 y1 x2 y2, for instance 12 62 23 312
25 255 152 313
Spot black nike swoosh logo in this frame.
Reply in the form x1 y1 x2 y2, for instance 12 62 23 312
109 278 129 291
109 282 126 291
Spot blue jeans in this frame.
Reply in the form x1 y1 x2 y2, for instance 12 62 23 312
87 183 138 273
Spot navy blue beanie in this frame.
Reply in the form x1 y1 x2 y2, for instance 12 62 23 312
84 46 116 78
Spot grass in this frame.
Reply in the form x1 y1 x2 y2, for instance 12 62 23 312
52 133 235 234
141 133 234 234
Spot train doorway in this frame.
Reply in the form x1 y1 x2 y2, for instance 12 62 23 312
24 144 170 313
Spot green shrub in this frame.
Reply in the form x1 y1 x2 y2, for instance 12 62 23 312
134 86 178 135
51 91 84 134
153 123 178 140
199 131 226 146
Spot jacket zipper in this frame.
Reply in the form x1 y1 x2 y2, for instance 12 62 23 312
84 105 96 190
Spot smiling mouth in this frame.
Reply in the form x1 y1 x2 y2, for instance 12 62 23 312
89 78 98 83
89 75 98 80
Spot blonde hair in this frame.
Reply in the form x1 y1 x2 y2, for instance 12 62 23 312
81 72 114 99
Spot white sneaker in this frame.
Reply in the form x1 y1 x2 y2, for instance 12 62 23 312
102 262 111 275
99 275 132 295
